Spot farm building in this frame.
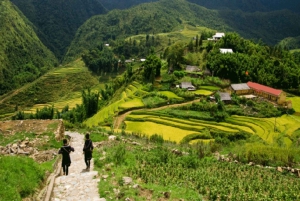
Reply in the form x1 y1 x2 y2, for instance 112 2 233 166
220 48 233 54
231 83 252 95
247 81 286 104
219 92 232 103
208 33 225 41
180 82 196 91
186 65 200 73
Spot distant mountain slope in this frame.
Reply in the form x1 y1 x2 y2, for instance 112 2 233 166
11 0 107 60
64 0 228 62
218 9 300 45
99 0 158 10
188 0 300 13
0 0 57 95
278 36 300 50
65 0 300 61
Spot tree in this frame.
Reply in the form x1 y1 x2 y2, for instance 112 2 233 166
163 42 186 72
82 89 99 118
143 54 162 83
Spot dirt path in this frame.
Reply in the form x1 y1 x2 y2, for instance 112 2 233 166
51 131 104 201
114 98 201 129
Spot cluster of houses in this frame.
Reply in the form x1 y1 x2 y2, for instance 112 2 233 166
179 80 289 107
178 32 291 107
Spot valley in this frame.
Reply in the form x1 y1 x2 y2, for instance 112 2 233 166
1 0 300 200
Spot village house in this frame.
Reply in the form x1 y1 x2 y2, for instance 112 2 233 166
180 82 196 91
185 65 200 73
247 81 286 104
208 33 225 41
219 92 232 103
230 83 252 95
220 48 233 54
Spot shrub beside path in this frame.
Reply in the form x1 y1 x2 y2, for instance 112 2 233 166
51 131 104 201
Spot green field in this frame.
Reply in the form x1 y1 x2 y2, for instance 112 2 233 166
158 91 184 100
193 89 213 96
123 112 300 145
287 97 300 112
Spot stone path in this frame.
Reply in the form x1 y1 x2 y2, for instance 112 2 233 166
51 131 103 201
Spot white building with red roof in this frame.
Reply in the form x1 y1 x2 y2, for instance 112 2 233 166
247 81 286 104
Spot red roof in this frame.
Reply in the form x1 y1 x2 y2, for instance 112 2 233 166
247 82 282 96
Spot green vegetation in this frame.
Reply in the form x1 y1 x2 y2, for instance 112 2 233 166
0 156 45 201
0 59 98 115
11 0 106 59
94 137 300 200
65 0 227 62
0 0 57 95
207 33 300 90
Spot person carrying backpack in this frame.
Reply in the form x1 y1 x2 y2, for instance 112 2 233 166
58 138 75 176
83 133 94 170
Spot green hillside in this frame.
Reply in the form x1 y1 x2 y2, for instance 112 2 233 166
65 0 300 62
279 36 300 50
64 0 228 62
11 0 107 59
0 0 57 95
218 9 300 45
0 59 99 117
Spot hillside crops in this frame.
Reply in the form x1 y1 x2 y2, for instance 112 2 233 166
124 112 300 145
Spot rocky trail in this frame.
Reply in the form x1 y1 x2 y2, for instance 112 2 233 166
50 131 104 201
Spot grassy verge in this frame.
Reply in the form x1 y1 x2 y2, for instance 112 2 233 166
0 156 45 201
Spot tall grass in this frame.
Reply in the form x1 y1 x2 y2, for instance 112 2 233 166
0 156 45 201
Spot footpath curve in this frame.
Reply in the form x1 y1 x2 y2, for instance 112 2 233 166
51 131 104 201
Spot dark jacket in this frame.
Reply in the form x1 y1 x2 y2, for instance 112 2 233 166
59 145 75 166
83 139 94 160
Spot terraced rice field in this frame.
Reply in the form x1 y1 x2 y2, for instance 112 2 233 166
125 121 199 143
287 97 300 112
193 90 213 96
123 113 300 145
158 91 184 100
119 98 144 109
85 82 146 127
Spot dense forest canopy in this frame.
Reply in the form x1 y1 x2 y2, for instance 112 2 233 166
188 0 300 13
65 0 300 62
11 0 107 59
206 33 300 90
0 0 57 95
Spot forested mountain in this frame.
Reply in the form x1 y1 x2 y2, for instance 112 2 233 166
11 0 107 60
218 9 300 45
188 0 300 13
0 0 57 95
279 36 300 50
99 0 158 10
65 0 300 61
64 0 229 62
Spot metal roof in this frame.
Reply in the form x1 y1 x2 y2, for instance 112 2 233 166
231 83 250 91
219 92 232 101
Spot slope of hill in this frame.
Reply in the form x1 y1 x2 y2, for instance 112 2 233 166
99 0 158 10
65 0 300 62
64 0 229 62
0 0 57 95
278 36 300 50
188 0 300 13
0 59 99 116
11 0 107 59
218 9 300 45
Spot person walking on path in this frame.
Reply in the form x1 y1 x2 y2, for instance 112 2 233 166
58 139 75 176
83 133 94 170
